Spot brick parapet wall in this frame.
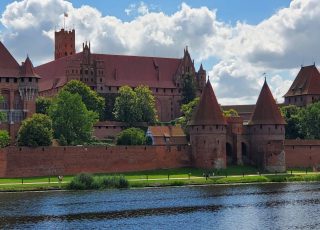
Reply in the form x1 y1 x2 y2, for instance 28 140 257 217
285 140 320 168
0 145 191 178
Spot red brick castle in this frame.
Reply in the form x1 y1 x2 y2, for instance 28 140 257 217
36 28 206 122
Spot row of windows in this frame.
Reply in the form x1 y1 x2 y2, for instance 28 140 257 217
0 77 37 83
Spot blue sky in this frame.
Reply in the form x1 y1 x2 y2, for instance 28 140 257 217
0 0 319 105
69 0 291 25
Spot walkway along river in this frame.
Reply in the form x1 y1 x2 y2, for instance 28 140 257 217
0 183 319 229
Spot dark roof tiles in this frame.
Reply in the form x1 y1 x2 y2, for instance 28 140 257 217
189 80 226 126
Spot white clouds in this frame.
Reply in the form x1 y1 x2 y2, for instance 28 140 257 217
0 0 319 105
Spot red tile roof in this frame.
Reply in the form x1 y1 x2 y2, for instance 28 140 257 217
35 53 82 91
189 80 226 125
35 52 182 92
20 56 40 78
284 65 320 97
0 41 20 77
249 80 286 125
148 126 186 137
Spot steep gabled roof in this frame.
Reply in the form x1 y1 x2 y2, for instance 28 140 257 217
20 56 40 78
284 64 320 97
35 52 182 92
189 80 226 126
249 80 286 125
0 41 20 77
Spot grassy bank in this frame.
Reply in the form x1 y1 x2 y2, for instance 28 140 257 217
0 166 319 191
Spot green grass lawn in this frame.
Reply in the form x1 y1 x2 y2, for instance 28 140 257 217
0 166 320 191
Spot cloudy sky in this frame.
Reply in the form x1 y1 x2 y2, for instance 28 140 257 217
1 0 319 105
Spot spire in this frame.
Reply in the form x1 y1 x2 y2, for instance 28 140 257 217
198 63 204 72
249 80 285 125
189 80 226 126
20 56 40 78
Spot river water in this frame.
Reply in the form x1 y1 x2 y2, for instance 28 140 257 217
0 183 319 229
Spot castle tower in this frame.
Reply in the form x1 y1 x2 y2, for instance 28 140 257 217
248 79 286 172
19 56 40 118
188 80 227 169
284 64 320 107
196 63 206 92
54 28 75 60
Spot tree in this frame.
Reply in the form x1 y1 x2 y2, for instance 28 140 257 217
178 97 200 131
48 90 98 145
62 80 105 120
181 73 197 104
113 86 140 125
135 85 157 124
116 128 146 145
223 109 239 117
17 114 53 147
0 130 10 148
0 95 6 122
113 85 157 125
281 105 303 139
36 96 52 115
299 102 320 139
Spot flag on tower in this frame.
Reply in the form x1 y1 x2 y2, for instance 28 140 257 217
64 12 68 17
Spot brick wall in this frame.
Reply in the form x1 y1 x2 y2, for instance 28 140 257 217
285 140 320 168
0 145 191 178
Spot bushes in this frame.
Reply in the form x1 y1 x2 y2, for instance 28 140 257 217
116 128 146 145
0 130 10 148
68 173 129 190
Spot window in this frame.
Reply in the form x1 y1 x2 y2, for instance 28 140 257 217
85 70 88 75
5 78 9 83
29 78 32 82
156 88 158 93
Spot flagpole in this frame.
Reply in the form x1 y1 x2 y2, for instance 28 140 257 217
64 15 65 30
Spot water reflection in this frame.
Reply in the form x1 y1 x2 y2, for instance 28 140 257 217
0 183 319 229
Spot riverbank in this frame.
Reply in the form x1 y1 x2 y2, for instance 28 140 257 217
0 166 319 192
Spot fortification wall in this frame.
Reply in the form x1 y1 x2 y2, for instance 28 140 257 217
285 140 320 168
0 145 191 178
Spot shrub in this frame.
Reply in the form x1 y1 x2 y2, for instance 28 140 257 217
68 173 94 190
17 113 53 147
116 128 146 145
0 130 10 148
68 174 129 190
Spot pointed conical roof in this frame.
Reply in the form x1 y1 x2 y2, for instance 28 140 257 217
20 56 40 78
198 63 205 72
249 79 286 125
189 80 226 126
284 64 320 97
0 41 20 77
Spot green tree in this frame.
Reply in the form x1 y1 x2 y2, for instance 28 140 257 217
299 102 320 139
178 97 200 131
17 114 53 147
62 80 105 120
0 130 10 148
104 94 117 120
0 95 6 122
181 73 197 104
36 96 52 115
116 128 146 145
281 105 303 139
49 90 98 145
113 85 157 125
135 85 157 124
113 86 140 125
223 109 239 117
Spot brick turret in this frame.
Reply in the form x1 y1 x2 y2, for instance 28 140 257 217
54 28 75 60
188 80 227 169
249 79 286 172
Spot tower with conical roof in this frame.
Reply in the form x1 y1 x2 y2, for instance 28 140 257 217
19 56 40 118
188 80 227 169
248 79 286 172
